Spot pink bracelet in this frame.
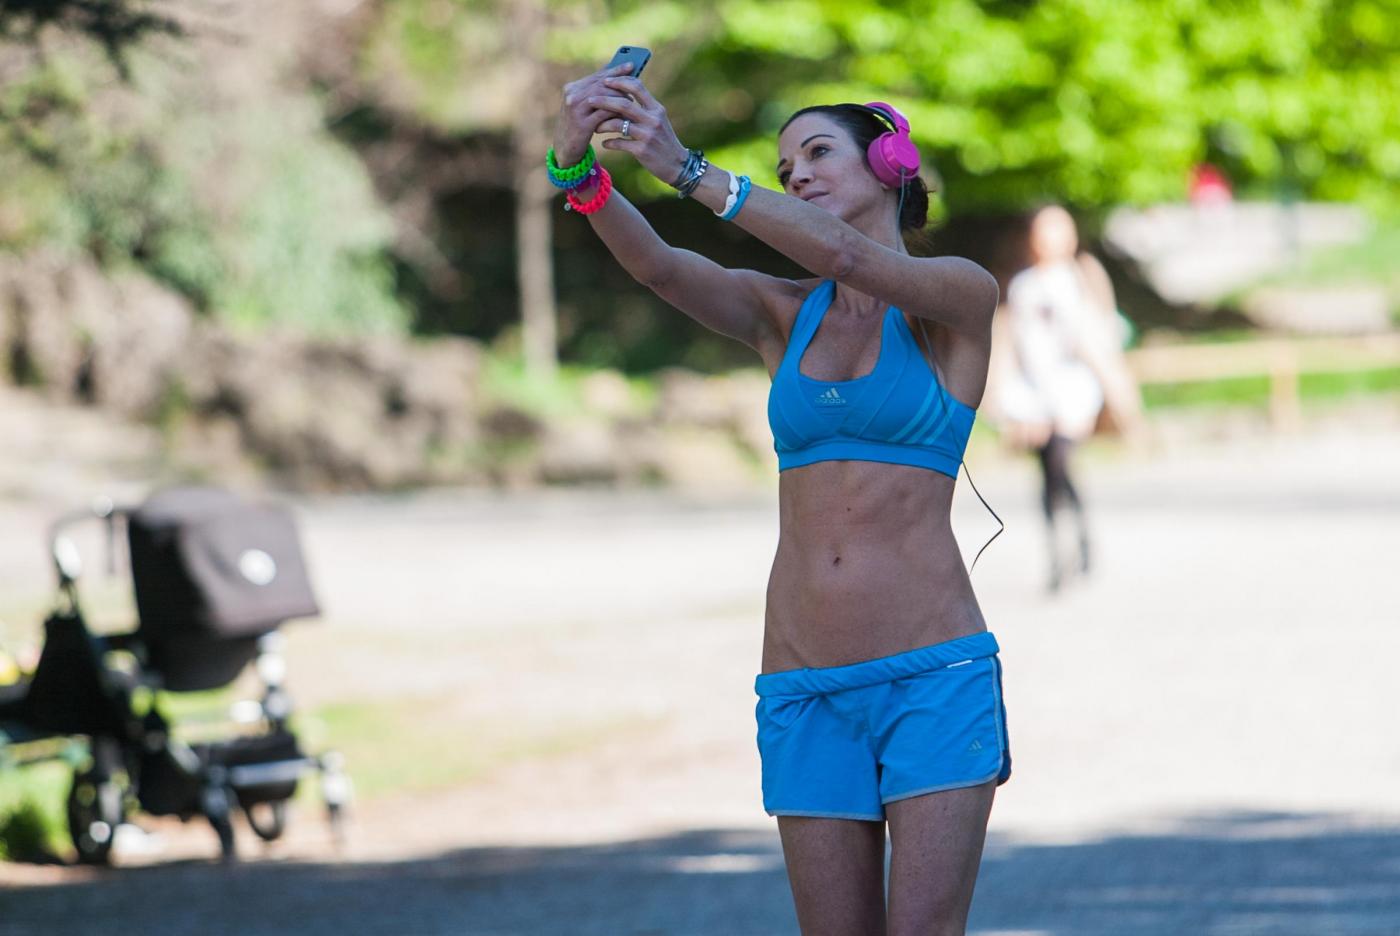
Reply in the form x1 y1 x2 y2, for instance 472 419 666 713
565 166 613 214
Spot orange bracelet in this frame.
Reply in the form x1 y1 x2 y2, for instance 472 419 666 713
565 166 612 214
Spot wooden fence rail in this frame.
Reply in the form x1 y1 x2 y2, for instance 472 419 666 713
1124 334 1400 430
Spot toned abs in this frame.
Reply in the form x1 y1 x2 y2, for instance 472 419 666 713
763 458 986 672
756 276 988 672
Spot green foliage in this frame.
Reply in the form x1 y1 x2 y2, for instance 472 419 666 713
479 348 654 420
0 797 59 861
0 31 409 338
0 762 71 862
198 102 408 336
362 0 516 131
299 1 1400 373
9 0 1398 383
542 0 1400 217
0 50 224 293
482 353 588 421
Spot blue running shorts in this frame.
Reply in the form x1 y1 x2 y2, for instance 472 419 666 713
754 630 1011 821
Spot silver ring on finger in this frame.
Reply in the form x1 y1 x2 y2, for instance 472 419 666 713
621 119 631 139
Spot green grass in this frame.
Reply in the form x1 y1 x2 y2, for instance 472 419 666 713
1142 374 1273 408
1282 222 1400 288
301 695 664 800
1 684 665 862
1301 367 1400 399
479 351 657 421
1140 365 1400 409
1230 220 1400 309
0 685 240 862
1169 328 1274 345
0 756 83 861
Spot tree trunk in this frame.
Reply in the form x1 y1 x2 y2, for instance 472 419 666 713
511 0 557 381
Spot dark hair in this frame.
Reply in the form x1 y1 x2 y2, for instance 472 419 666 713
779 104 932 234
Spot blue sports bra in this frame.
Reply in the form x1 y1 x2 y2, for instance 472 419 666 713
767 278 975 478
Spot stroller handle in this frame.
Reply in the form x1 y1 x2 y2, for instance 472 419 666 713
47 495 122 587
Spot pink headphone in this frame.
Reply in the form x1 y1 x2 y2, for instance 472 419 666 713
860 101 920 189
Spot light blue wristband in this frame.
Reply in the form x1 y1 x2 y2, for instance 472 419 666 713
720 175 752 221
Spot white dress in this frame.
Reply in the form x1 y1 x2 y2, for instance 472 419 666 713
997 261 1106 441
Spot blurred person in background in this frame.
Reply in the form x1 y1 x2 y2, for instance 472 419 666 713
986 205 1145 593
552 59 1009 935
1189 162 1234 206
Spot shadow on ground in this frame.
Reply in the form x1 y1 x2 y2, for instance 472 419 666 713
3 811 1399 935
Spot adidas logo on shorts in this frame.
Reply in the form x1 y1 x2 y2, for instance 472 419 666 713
966 738 984 754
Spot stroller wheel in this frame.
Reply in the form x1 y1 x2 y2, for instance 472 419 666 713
246 800 288 842
67 768 127 866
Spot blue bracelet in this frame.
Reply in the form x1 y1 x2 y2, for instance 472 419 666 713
548 165 602 191
720 175 752 221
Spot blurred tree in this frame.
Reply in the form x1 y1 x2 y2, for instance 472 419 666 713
355 0 716 377
0 0 182 73
512 0 557 380
353 0 1398 371
350 0 535 370
3 1 1395 370
0 3 409 337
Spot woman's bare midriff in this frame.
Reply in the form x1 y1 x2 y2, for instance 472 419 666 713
761 458 988 674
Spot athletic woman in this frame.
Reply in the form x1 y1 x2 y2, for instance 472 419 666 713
551 62 1010 936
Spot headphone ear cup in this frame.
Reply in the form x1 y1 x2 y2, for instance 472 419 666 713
867 132 921 188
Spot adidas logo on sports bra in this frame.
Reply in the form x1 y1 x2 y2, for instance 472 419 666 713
814 386 846 406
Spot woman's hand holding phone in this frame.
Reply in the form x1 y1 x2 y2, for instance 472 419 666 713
589 72 688 187
553 62 634 166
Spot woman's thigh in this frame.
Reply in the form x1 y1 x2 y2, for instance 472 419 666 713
884 779 997 936
776 815 887 936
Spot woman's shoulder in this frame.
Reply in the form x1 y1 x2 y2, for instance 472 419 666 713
759 275 826 335
767 274 825 300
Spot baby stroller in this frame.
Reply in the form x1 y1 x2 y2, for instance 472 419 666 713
0 485 350 863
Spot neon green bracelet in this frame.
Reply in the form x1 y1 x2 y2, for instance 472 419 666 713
547 145 596 185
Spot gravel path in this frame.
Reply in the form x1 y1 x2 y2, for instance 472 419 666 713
4 403 1400 934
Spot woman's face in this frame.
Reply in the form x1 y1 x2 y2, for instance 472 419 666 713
777 113 887 222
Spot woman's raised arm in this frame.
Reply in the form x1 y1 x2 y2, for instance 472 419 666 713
679 164 994 337
553 63 672 284
591 74 997 337
554 66 780 351
576 186 783 352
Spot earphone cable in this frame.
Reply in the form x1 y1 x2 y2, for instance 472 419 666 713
963 457 1005 573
